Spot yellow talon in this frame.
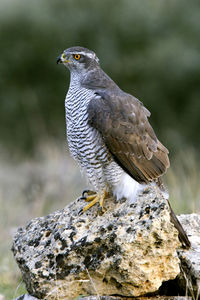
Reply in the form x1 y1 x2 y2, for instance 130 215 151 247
99 190 107 210
80 189 108 213
84 194 97 202
82 195 100 212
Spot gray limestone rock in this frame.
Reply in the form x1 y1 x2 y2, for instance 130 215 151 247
15 295 39 300
78 297 192 300
12 186 194 300
177 214 200 298
14 296 192 300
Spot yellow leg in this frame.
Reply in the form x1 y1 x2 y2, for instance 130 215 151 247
81 190 97 202
79 189 108 214
82 194 100 212
99 190 108 210
84 194 97 202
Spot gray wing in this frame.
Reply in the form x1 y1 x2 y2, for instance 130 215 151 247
87 90 170 183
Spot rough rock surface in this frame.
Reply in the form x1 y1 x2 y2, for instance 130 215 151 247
14 296 192 300
177 214 200 298
78 297 192 300
15 295 38 300
13 186 183 300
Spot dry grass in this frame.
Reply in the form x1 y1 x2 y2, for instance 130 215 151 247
165 148 200 214
0 141 199 299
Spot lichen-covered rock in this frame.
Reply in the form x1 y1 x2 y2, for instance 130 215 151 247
15 295 39 300
14 296 192 300
12 186 181 300
177 214 200 298
78 297 192 300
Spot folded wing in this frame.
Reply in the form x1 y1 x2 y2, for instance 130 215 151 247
87 90 170 183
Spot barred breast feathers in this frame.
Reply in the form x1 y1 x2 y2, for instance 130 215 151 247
65 84 145 202
65 77 112 191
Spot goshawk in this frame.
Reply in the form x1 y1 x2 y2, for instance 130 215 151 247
57 46 190 248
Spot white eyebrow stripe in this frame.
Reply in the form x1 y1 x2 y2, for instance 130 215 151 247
71 51 99 61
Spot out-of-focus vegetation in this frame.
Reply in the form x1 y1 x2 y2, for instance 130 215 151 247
0 0 200 153
0 143 86 299
0 0 200 298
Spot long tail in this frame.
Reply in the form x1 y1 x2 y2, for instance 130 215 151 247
156 178 191 248
167 200 191 249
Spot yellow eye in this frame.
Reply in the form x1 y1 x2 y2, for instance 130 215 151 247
74 54 81 60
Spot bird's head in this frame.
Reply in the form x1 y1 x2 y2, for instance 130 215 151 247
57 46 100 73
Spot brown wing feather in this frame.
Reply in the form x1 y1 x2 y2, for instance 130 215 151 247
88 91 169 183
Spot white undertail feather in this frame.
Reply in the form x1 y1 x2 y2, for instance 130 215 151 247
113 173 146 203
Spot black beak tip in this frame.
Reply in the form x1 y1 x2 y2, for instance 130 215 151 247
56 55 62 64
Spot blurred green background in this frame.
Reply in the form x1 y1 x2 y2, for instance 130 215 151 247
0 0 200 298
1 0 200 153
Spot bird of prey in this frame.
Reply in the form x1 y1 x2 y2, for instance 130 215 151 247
57 46 190 248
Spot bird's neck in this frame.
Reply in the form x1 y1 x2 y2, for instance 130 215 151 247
65 71 96 123
69 71 82 88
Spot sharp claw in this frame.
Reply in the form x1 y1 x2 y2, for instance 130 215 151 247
99 206 105 214
82 189 96 198
82 189 90 198
79 189 108 213
78 208 83 215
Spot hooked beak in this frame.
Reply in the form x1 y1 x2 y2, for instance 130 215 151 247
56 55 62 64
56 52 71 64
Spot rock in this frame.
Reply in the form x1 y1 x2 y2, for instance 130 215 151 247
12 186 183 300
157 213 200 299
14 295 39 300
14 296 192 300
78 297 192 300
177 214 200 298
